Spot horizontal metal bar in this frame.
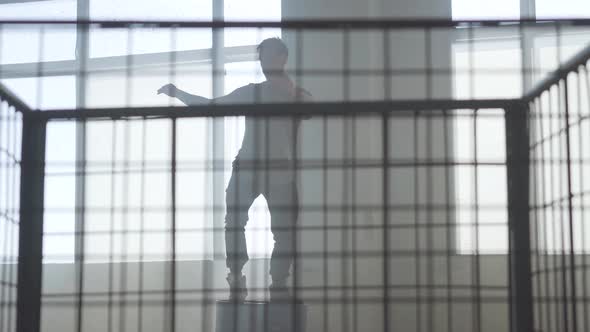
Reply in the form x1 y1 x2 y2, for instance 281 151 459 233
36 250 508 261
42 204 508 214
0 65 559 80
33 99 520 120
31 296 513 306
1 18 590 29
40 221 509 236
0 82 33 112
40 284 510 299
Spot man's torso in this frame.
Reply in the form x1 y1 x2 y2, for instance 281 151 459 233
226 81 312 184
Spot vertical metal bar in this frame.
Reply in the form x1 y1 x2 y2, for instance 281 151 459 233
466 23 480 332
382 28 391 332
208 6 223 329
548 88 560 332
530 97 543 332
74 0 89 257
537 96 551 332
211 0 226 257
168 27 178 332
341 27 351 332
322 108 329 332
563 76 579 332
557 80 570 332
9 105 18 332
426 112 434 332
508 131 515 332
340 86 351 332
1 101 7 332
16 114 46 332
443 108 454 332
170 118 177 332
1 101 17 332
137 119 146 332
258 24 266 311
424 28 434 332
472 109 482 332
535 93 551 332
505 101 534 332
74 3 90 332
292 28 304 332
0 99 7 332
381 110 390 332
119 26 134 332
518 22 531 332
107 121 117 332
413 111 421 332
119 118 130 332
544 90 555 332
581 64 590 332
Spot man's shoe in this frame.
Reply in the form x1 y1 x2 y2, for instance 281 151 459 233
269 279 301 303
226 273 247 302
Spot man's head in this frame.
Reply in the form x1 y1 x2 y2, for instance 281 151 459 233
257 38 288 78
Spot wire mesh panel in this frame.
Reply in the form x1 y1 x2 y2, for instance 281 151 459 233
32 101 512 332
529 60 590 332
0 95 23 332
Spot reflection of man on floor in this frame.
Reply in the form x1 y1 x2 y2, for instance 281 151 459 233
158 38 312 301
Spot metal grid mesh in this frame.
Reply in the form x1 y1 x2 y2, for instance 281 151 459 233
529 60 590 332
38 107 510 332
0 95 22 332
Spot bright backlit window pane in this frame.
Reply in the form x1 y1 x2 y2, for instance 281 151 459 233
224 0 281 47
452 0 519 20
89 0 212 57
536 0 590 18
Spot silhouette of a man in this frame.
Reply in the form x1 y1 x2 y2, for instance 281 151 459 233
158 38 311 301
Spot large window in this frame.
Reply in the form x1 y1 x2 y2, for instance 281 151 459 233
0 0 280 263
452 0 590 254
452 0 519 254
6 0 590 261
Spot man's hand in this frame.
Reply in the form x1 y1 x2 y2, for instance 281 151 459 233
157 83 177 97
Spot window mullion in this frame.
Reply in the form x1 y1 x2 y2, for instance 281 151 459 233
211 0 226 256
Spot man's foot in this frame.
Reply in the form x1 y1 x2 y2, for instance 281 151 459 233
269 279 301 303
226 273 247 302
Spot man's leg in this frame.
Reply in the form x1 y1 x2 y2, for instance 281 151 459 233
224 167 257 300
265 182 299 288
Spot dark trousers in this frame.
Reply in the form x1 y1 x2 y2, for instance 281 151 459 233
224 166 299 281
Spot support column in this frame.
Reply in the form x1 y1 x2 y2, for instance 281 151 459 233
16 114 47 332
505 102 534 332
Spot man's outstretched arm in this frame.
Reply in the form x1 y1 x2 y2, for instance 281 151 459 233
157 83 210 105
158 83 251 106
